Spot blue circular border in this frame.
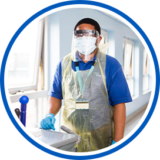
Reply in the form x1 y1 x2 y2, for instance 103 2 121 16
0 1 160 159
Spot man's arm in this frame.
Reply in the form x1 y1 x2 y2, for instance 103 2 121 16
113 103 126 142
48 96 62 115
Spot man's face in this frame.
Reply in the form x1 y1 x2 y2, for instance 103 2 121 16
75 23 102 45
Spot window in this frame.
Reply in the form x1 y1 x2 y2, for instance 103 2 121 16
9 17 49 128
123 38 134 96
7 18 45 94
143 49 149 92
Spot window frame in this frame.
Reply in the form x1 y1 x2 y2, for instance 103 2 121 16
8 18 46 94
143 48 150 92
123 38 135 97
10 17 49 129
9 17 49 102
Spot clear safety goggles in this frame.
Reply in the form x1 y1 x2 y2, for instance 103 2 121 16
74 30 99 38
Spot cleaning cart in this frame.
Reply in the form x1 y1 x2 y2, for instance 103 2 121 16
15 95 81 152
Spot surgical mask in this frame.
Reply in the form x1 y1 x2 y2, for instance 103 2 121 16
75 36 97 55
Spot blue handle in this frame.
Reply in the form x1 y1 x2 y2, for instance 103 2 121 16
19 96 29 126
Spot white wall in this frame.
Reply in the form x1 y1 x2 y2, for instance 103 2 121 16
48 8 152 122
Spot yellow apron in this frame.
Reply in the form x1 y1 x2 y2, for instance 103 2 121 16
61 48 114 152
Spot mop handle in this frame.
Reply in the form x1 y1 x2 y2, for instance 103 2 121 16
60 125 81 144
19 95 29 126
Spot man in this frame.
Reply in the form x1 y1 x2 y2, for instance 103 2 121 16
40 18 132 152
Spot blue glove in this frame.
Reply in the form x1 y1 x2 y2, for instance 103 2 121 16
40 113 56 130
111 140 116 145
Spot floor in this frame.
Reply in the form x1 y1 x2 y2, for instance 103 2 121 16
124 110 145 136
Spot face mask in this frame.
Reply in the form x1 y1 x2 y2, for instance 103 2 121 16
75 36 97 55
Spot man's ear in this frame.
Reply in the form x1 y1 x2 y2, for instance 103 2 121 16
99 36 102 42
99 36 102 43
96 36 102 46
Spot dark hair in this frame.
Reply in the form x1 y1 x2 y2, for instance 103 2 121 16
74 18 101 35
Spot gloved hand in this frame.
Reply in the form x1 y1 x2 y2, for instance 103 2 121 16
40 113 56 130
111 140 116 145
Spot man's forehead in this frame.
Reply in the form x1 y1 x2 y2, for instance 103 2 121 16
76 23 95 30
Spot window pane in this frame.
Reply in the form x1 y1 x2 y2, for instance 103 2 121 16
143 49 149 92
124 43 133 77
12 97 48 128
7 20 40 88
143 76 149 92
143 50 149 75
126 78 134 96
123 39 134 97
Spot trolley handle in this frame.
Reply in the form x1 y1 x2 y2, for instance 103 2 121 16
15 108 20 119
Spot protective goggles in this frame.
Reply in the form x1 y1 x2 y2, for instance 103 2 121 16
74 30 99 38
